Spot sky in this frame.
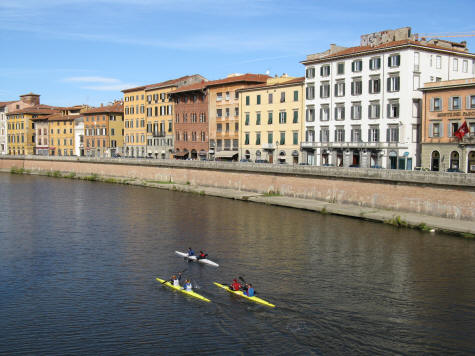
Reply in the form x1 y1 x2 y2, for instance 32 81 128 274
1 0 474 107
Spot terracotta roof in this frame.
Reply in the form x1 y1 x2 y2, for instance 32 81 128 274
122 75 203 93
237 77 305 92
169 81 208 95
83 102 124 114
302 39 475 64
7 105 58 115
20 92 40 97
205 74 270 88
0 101 15 107
45 113 80 122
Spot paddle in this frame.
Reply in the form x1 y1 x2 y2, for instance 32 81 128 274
162 268 187 284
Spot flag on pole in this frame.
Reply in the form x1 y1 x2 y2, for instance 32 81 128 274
454 121 470 140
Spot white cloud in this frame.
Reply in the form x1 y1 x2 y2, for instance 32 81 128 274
63 76 121 83
81 83 138 91
62 76 137 91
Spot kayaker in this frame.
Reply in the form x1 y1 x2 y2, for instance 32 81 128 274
183 279 192 291
187 247 195 256
230 279 241 291
196 251 208 260
243 283 255 297
170 273 182 287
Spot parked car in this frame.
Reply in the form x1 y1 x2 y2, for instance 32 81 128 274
240 158 251 162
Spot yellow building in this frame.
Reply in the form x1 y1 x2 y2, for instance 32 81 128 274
238 76 305 163
48 113 76 157
7 105 56 155
122 75 205 158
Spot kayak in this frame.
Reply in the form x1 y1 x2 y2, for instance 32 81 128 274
156 278 211 302
213 282 275 308
175 251 219 267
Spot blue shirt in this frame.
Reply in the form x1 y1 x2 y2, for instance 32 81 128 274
188 249 194 256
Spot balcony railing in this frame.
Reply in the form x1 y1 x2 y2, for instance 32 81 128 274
301 141 401 149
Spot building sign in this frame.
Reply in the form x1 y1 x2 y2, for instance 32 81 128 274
437 111 475 118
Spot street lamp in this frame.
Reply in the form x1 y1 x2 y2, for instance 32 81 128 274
275 140 279 164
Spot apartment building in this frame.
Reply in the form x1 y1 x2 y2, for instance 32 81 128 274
301 27 475 169
238 76 305 163
83 102 123 158
1 93 40 154
169 81 209 159
207 74 269 160
420 78 475 172
122 75 205 158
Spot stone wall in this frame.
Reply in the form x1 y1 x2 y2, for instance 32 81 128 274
1 156 474 221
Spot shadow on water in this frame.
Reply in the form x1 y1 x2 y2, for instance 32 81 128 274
0 174 474 355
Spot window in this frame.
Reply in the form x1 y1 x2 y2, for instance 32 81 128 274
279 131 285 145
217 123 222 133
255 132 261 145
368 126 380 142
351 60 362 72
268 93 273 104
293 90 298 101
387 101 400 118
453 58 458 71
449 121 459 137
256 112 261 125
280 92 285 103
305 129 315 143
225 108 230 117
244 132 249 145
293 131 298 145
430 122 441 137
436 56 441 69
217 109 222 118
369 57 381 70
235 107 239 117
306 67 315 79
225 92 230 100
320 127 329 143
334 81 345 97
320 82 330 98
279 111 287 124
257 95 261 105
268 112 273 124
387 126 399 142
351 103 362 120
306 107 315 122
430 97 442 111
368 102 380 119
469 95 475 109
368 77 380 94
293 110 298 123
351 126 361 142
267 132 273 144
463 60 468 73
245 113 250 125
388 54 401 67
413 75 420 90
351 79 362 95
320 106 329 121
320 65 330 77
449 96 461 110
245 96 250 105
306 85 315 100
216 92 222 101
337 62 345 75
335 127 345 142
334 105 345 120
387 76 400 92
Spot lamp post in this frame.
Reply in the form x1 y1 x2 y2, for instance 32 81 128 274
275 140 279 164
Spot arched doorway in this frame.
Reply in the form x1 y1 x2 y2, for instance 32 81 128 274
352 150 360 167
336 150 343 167
468 151 475 173
431 151 440 171
245 150 251 160
278 150 286 163
292 150 299 164
370 151 379 168
321 150 329 165
450 151 459 170
191 149 197 160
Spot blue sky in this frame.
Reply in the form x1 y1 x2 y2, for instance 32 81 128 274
1 0 474 107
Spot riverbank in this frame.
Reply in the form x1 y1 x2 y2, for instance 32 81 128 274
4 167 474 238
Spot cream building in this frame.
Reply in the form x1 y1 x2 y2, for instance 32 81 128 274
238 76 305 163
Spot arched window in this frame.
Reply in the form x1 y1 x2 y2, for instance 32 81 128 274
450 151 459 170
431 151 440 171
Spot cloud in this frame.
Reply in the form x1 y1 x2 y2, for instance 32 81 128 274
63 76 121 83
62 76 137 91
81 83 138 91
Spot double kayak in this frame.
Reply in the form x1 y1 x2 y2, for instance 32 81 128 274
213 282 275 308
175 251 219 267
156 278 211 302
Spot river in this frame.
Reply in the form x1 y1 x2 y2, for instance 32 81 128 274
0 173 474 355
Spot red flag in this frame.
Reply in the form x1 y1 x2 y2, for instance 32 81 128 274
454 121 469 140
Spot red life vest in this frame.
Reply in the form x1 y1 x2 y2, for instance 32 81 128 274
231 282 241 291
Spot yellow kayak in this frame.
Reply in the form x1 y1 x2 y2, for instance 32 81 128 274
213 282 275 308
156 278 211 302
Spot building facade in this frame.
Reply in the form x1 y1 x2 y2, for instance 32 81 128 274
420 78 475 172
122 86 146 157
32 116 50 156
301 27 475 169
207 74 269 161
169 81 209 159
83 102 123 158
238 76 305 163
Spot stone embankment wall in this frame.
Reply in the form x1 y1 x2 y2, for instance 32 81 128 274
1 156 474 221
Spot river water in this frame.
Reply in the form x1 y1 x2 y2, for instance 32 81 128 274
0 173 474 355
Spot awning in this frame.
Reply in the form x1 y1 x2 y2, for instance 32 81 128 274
161 150 166 154
214 150 238 158
174 151 189 157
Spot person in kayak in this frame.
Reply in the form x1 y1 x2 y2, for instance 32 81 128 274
183 279 192 291
170 273 182 287
230 279 241 291
187 248 195 256
196 251 208 260
243 283 255 297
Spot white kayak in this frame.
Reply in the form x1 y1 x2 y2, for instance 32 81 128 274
175 251 219 267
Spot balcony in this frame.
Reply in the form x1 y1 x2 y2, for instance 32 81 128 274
261 143 275 150
301 141 401 149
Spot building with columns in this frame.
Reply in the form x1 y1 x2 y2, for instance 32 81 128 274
301 27 475 169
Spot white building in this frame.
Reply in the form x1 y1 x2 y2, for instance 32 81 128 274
74 115 84 156
0 102 10 154
301 27 475 169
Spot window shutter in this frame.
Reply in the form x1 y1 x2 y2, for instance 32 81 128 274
387 78 391 92
440 123 444 137
448 123 452 137
430 98 434 111
351 106 354 119
387 103 390 118
334 84 338 96
351 82 354 95
467 96 471 109
342 84 345 96
396 55 401 66
320 86 323 98
319 108 323 121
368 80 372 94
351 62 354 72
395 77 400 91
368 105 371 118
388 56 391 67
386 128 390 142
320 67 323 76
342 107 345 118
448 97 453 110
377 57 381 68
